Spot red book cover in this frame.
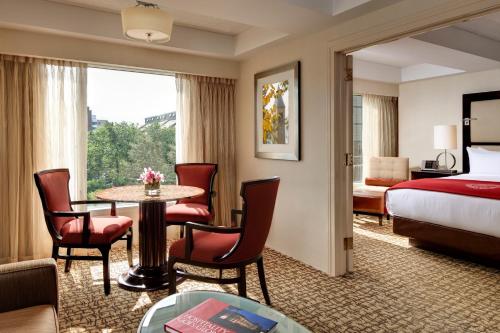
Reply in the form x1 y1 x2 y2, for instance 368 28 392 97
164 298 277 333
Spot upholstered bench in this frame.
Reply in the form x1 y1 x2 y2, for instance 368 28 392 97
353 187 387 225
354 156 409 225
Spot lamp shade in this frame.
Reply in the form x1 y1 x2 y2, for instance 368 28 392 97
121 5 173 43
434 125 457 149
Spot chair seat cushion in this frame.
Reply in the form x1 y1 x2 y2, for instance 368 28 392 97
0 305 58 333
166 203 213 224
60 216 132 245
169 231 239 263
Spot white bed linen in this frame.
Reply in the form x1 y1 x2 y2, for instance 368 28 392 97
386 173 500 238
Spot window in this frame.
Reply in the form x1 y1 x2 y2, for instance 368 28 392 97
86 67 176 199
353 95 363 182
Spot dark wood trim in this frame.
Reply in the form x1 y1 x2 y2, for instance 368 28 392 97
393 216 499 266
462 90 500 173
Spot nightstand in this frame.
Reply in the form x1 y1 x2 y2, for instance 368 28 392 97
410 169 462 180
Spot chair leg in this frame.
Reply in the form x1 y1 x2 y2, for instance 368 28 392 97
99 247 111 295
179 225 184 239
257 257 271 305
168 260 177 295
127 227 133 267
378 215 383 226
219 268 223 279
64 247 72 273
51 244 59 261
237 265 247 298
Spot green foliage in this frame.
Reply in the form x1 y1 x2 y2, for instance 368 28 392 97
87 122 176 198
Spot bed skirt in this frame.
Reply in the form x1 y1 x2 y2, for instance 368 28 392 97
393 216 500 266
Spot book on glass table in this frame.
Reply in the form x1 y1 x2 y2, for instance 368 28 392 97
164 298 278 333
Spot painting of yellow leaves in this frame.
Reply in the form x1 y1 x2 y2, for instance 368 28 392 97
255 61 300 161
262 80 289 144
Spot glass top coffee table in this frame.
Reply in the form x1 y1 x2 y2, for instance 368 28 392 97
138 291 310 332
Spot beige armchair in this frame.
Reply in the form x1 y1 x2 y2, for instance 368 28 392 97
0 258 59 332
365 156 409 187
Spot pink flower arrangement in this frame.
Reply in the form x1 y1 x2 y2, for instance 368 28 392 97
139 167 164 185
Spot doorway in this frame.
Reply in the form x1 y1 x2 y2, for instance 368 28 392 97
329 5 500 276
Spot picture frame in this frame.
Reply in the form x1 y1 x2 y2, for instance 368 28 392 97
254 61 300 161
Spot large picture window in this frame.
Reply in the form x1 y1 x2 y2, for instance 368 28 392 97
87 67 176 199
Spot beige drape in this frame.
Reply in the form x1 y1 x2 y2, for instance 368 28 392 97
0 55 87 263
362 94 398 179
176 74 236 227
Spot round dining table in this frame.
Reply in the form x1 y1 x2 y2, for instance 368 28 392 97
96 184 204 291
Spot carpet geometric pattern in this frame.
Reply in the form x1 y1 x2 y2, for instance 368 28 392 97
58 216 500 332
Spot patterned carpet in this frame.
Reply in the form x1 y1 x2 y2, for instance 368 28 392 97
58 216 500 333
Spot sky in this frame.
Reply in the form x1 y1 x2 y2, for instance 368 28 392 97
87 67 176 125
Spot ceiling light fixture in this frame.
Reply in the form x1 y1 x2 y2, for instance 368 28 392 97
121 1 173 43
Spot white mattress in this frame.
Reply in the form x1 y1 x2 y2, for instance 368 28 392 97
386 173 500 238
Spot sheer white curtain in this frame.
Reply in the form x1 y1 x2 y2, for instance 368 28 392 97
0 55 87 263
39 60 88 200
362 94 398 179
176 74 236 226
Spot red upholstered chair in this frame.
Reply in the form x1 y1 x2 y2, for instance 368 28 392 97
168 177 280 305
166 163 217 237
34 169 133 295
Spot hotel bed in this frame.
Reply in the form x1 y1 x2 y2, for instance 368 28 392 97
386 173 500 264
387 173 500 239
386 90 500 264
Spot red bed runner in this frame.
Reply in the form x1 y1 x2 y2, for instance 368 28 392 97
388 178 500 200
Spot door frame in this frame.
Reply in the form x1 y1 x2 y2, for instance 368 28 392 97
327 1 500 276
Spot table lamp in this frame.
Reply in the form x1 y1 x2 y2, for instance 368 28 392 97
434 125 457 169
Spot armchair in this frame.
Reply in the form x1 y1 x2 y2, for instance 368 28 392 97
34 168 133 295
168 177 280 305
0 258 59 332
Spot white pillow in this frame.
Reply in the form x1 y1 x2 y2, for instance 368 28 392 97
467 147 500 175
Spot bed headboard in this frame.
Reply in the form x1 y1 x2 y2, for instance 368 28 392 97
462 90 500 173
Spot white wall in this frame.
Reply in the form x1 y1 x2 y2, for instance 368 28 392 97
354 78 399 97
399 69 500 170
237 32 332 272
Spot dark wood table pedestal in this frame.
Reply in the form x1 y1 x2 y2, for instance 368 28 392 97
96 185 204 292
118 201 174 291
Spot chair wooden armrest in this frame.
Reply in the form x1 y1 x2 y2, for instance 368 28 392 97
184 222 242 259
71 200 117 216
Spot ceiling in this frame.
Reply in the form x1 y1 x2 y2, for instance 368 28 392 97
352 11 500 83
49 0 252 35
456 11 500 43
0 0 398 58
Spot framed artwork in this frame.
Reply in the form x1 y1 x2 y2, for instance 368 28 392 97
255 61 300 161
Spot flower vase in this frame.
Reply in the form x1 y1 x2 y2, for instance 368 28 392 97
145 182 161 196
